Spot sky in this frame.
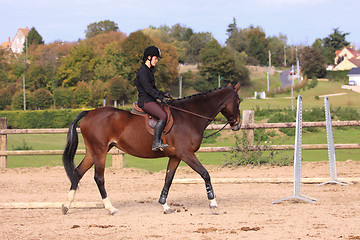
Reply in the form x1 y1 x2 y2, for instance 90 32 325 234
1 0 359 48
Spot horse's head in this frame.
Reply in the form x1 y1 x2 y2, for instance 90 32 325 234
221 82 241 131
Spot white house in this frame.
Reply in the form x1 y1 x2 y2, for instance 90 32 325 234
347 68 360 85
10 27 30 54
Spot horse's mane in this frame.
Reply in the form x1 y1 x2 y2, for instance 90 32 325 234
171 86 229 103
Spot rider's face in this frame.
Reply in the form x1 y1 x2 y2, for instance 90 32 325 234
148 56 159 66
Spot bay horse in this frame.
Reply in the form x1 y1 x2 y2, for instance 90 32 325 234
62 82 241 215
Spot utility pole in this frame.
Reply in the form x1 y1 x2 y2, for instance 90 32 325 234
269 50 271 70
179 74 182 98
296 46 300 82
267 50 271 92
291 65 294 111
284 44 287 67
23 36 27 111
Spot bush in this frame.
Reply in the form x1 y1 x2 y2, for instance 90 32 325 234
0 109 86 128
332 107 360 121
11 90 34 110
12 139 33 150
307 77 318 89
223 134 290 166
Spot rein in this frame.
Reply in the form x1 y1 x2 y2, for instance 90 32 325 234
167 104 230 123
166 104 235 139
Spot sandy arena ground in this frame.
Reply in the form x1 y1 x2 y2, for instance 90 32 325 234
0 161 360 240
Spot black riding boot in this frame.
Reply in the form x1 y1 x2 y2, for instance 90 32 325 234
152 120 169 151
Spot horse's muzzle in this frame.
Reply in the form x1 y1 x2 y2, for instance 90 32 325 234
230 121 240 131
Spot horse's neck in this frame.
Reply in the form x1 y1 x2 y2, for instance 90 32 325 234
177 88 228 120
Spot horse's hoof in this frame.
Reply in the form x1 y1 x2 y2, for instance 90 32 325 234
61 204 69 215
210 205 219 215
109 208 119 215
164 208 174 214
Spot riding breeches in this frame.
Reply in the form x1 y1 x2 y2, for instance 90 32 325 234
141 101 167 122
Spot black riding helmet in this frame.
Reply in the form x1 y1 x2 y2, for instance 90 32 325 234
144 46 162 59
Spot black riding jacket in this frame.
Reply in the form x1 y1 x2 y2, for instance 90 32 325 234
135 64 165 108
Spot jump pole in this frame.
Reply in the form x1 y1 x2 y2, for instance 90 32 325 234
0 202 103 209
317 96 351 186
273 95 317 204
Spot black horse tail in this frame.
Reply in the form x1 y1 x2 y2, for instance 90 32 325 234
63 111 90 185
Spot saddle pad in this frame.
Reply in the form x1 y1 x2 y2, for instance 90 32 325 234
130 103 174 136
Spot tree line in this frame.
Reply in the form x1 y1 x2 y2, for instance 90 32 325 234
0 19 353 110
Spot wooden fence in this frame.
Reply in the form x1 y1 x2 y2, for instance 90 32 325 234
1 110 360 168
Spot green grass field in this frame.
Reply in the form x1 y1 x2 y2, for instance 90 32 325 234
6 124 360 171
241 81 360 111
4 79 360 171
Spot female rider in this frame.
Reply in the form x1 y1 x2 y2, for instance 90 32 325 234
135 46 172 151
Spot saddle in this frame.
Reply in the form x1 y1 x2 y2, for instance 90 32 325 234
131 102 174 136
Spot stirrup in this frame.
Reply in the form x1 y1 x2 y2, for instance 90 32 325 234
152 141 169 151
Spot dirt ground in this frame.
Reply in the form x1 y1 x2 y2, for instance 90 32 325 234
1 161 360 240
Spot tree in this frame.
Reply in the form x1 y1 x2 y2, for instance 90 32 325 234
85 31 126 54
108 76 133 105
248 36 267 65
120 31 153 82
23 27 44 53
57 43 96 87
226 17 237 37
0 88 12 110
226 29 248 53
300 46 326 78
321 28 350 64
74 81 91 107
0 49 10 88
26 65 50 91
198 39 249 91
85 20 119 39
54 87 73 108
94 41 124 81
151 39 179 90
169 23 194 42
267 34 287 67
323 27 350 51
32 88 53 109
185 32 212 64
90 80 107 107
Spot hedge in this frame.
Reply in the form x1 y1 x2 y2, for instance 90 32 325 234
325 70 348 82
0 109 90 129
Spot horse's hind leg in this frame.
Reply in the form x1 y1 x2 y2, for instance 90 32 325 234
181 153 219 214
62 153 94 214
93 153 118 215
159 157 180 214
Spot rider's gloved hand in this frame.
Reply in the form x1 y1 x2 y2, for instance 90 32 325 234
164 93 173 99
162 98 171 104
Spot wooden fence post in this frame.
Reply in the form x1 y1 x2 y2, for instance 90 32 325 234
242 110 254 145
0 117 7 168
112 149 124 169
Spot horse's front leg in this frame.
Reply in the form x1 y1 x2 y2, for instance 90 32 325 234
159 157 181 214
181 153 219 214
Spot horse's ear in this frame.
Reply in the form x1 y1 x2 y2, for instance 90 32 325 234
234 82 241 92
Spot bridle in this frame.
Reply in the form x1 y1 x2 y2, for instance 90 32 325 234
166 104 237 125
165 103 240 139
